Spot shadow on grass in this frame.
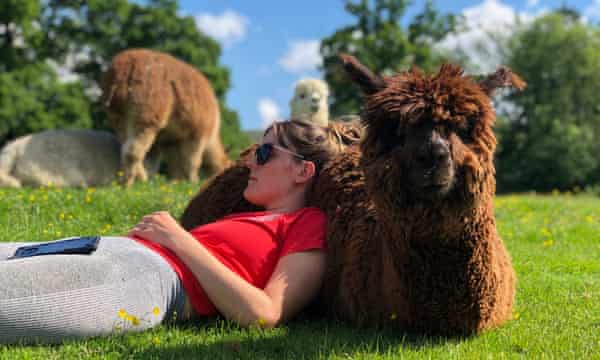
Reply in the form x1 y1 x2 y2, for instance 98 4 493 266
128 317 469 360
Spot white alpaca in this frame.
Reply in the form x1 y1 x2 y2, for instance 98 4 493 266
289 78 329 126
0 129 159 188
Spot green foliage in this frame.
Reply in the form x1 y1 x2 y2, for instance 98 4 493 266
497 13 600 192
0 0 43 72
0 186 598 358
320 0 456 116
0 62 92 145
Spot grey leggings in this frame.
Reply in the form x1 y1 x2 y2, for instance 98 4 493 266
0 237 187 345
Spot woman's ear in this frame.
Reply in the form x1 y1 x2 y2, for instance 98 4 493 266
295 161 316 184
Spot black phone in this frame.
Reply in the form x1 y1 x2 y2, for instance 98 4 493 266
11 236 100 259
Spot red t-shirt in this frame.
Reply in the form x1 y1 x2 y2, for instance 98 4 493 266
132 207 327 316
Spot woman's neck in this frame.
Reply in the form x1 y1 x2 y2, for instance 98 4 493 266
265 188 307 214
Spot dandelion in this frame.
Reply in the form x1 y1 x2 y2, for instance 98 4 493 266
513 312 520 320
152 307 160 316
85 195 92 203
66 194 73 200
59 213 65 221
28 194 36 202
543 239 554 247
117 171 124 178
585 215 594 224
390 313 397 320
540 227 551 237
187 189 194 196
256 318 266 327
131 317 140 326
87 187 96 194
152 336 161 345
118 309 127 319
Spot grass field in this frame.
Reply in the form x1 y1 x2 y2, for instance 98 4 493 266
0 179 598 359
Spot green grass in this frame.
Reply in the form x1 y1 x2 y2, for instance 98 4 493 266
0 179 598 359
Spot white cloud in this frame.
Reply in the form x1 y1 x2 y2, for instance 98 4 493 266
258 98 281 128
279 40 322 74
437 0 540 73
585 0 600 19
194 10 248 48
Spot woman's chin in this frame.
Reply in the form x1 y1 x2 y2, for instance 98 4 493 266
243 189 261 206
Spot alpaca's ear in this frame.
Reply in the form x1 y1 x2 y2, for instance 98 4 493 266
339 53 386 95
478 66 526 96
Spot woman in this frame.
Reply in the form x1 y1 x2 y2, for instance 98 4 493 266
0 120 347 344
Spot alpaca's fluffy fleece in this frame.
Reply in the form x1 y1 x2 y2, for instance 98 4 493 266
0 129 159 187
101 48 230 186
290 78 330 126
180 55 523 336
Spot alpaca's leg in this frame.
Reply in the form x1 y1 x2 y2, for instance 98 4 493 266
169 138 206 182
121 126 159 187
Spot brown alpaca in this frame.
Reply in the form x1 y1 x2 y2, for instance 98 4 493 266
101 49 230 186
180 55 524 335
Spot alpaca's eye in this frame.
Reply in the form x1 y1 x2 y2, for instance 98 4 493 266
298 93 306 99
456 123 473 141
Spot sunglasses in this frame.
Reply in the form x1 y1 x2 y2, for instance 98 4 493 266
254 143 305 165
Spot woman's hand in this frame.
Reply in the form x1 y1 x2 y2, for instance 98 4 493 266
128 211 192 251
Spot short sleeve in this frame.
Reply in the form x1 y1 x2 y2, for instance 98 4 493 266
279 208 327 258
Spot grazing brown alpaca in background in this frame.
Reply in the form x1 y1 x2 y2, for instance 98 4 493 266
101 48 230 186
180 54 524 336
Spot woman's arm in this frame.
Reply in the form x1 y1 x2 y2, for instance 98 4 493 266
173 235 325 327
128 211 326 328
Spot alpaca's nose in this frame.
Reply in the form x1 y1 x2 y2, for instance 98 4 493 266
417 138 450 165
431 140 450 163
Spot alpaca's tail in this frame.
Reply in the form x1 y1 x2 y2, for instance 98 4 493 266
0 140 22 187
203 135 231 175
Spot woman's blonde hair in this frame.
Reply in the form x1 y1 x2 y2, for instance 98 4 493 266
264 119 362 175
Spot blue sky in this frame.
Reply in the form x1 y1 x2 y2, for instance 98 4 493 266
178 0 597 130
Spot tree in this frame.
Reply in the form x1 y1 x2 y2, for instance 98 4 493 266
0 0 43 72
0 63 92 145
320 0 456 116
496 12 600 192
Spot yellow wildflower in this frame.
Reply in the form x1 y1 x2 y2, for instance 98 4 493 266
543 239 554 247
152 336 161 345
29 194 36 202
390 313 397 320
256 318 266 327
585 215 594 224
59 213 65 220
131 317 140 326
152 307 160 316
118 309 127 319
513 312 520 320
187 189 194 196
85 195 92 203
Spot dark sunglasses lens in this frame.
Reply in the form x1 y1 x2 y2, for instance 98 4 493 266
255 144 273 165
